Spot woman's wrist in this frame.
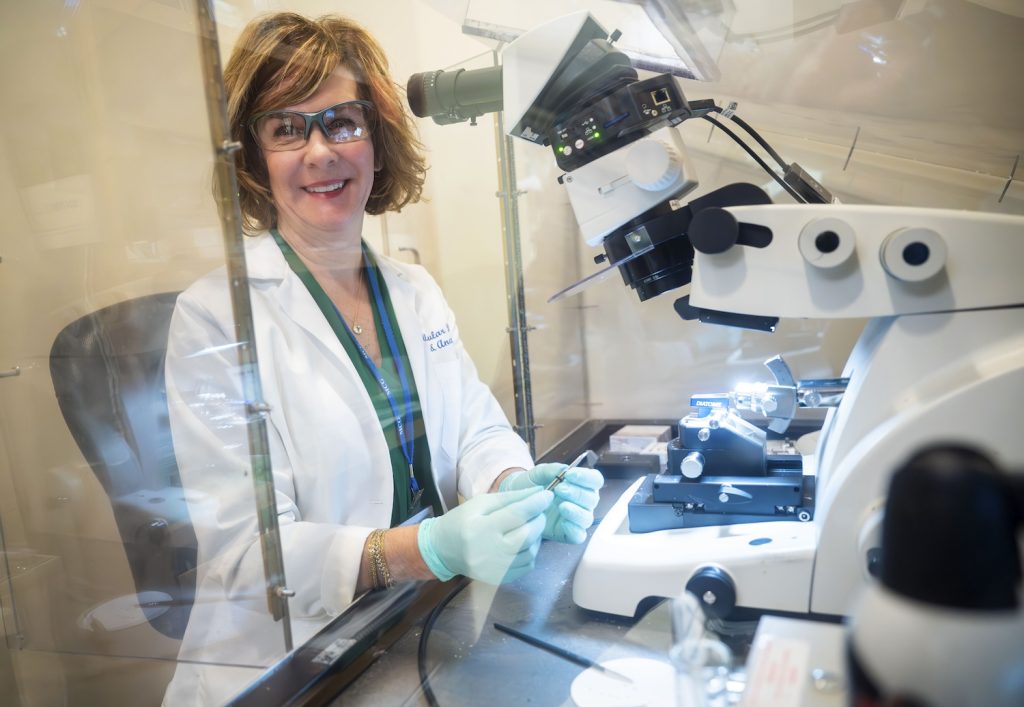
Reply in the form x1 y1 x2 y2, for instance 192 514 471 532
359 525 435 592
491 466 527 492
385 524 435 580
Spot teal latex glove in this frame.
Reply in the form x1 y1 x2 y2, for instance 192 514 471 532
418 486 552 584
500 463 604 544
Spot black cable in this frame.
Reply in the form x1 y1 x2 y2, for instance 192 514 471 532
701 114 807 204
416 577 471 707
709 106 789 172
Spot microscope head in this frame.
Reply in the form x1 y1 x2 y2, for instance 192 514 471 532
408 11 718 304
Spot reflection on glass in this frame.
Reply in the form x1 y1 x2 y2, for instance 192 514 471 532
468 0 704 76
0 1 283 705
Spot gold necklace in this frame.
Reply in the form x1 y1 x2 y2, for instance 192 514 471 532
348 270 367 336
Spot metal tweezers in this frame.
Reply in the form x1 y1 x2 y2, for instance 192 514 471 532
545 449 597 491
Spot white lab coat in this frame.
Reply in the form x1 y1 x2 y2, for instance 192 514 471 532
161 232 532 706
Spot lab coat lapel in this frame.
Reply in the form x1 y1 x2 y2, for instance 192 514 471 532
375 255 462 510
377 258 427 399
377 257 459 509
244 233 354 373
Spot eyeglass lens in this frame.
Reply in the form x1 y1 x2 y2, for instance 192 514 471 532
254 102 372 151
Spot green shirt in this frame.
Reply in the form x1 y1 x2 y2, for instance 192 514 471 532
271 229 437 525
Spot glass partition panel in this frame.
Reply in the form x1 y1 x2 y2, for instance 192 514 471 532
505 0 1024 431
333 2 1023 704
3 1 1011 705
0 2 288 705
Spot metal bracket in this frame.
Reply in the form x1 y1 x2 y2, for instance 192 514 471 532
624 226 653 254
397 246 421 264
218 140 242 155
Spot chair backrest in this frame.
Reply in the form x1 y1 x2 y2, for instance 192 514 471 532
50 292 196 639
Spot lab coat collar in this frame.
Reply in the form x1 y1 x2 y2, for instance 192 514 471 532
243 232 292 281
242 232 352 376
241 231 415 289
241 231 426 391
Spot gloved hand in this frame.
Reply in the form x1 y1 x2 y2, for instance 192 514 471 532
500 463 604 544
418 486 552 585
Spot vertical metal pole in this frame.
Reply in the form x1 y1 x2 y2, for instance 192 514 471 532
491 52 536 457
0 509 25 649
192 0 292 650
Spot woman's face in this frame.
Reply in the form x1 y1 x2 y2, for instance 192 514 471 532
263 65 376 246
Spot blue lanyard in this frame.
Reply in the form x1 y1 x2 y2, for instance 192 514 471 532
336 254 420 501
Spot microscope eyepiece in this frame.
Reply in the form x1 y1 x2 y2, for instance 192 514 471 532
405 71 434 119
405 66 503 125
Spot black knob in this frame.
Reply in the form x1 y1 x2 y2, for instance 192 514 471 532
141 518 169 544
689 208 739 255
685 565 737 619
881 445 1020 610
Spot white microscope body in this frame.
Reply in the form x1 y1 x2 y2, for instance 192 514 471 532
573 204 1024 617
408 9 1024 619
499 12 1024 619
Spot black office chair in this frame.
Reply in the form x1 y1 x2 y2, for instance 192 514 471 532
50 292 197 639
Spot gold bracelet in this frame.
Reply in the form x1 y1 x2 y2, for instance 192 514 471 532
377 530 394 588
367 529 382 589
370 530 383 589
367 529 393 590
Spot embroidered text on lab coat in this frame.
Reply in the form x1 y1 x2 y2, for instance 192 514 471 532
423 324 455 352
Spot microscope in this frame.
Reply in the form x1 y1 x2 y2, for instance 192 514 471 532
408 11 1024 622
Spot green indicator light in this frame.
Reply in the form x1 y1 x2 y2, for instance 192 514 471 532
559 146 567 154
593 132 601 139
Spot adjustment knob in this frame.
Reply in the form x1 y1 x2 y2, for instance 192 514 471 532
880 227 947 282
627 139 682 192
680 451 705 479
689 207 739 254
686 566 737 619
798 217 856 269
141 518 169 544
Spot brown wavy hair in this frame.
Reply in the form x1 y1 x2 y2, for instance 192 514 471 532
223 13 426 232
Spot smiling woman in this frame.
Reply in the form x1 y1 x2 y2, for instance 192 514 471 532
225 13 425 230
160 11 602 706
261 66 378 251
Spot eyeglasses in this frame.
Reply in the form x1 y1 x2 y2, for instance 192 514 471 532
248 100 375 152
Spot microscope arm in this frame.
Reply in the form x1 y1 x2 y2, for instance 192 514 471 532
688 204 1024 320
